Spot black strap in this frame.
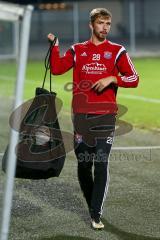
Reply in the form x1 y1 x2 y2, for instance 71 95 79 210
42 37 57 92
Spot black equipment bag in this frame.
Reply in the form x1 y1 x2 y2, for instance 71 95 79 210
2 37 66 179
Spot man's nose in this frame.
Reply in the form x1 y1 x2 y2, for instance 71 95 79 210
103 25 107 30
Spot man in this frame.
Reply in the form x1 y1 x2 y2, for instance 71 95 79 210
48 8 139 230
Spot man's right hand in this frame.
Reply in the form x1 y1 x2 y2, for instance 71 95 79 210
47 33 59 46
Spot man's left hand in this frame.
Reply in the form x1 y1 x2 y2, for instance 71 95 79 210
92 76 117 92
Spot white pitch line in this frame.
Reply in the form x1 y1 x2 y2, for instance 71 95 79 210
1 75 160 104
0 146 160 157
118 94 160 104
112 146 160 150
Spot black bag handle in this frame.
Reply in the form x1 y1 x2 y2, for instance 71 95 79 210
42 37 57 92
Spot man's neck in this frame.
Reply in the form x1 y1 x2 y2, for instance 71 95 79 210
90 36 106 46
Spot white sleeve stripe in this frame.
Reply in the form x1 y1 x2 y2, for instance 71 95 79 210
115 46 126 64
122 75 137 80
126 53 138 75
121 76 137 82
122 79 137 82
118 48 138 83
121 75 137 80
127 76 137 80
122 78 137 82
71 45 76 62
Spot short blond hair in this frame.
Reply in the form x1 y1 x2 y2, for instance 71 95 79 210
90 8 112 24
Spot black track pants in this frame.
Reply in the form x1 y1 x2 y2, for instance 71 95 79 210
73 113 115 221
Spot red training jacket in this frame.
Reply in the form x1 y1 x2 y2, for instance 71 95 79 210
50 39 139 114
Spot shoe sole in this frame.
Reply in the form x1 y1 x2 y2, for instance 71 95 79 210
91 223 104 230
91 226 104 230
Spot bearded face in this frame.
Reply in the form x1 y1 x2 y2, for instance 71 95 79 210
90 16 111 42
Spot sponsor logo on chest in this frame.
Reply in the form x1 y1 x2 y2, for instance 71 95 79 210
82 62 107 74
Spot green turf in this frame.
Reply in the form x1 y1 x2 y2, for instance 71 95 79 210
0 58 160 129
117 58 160 129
